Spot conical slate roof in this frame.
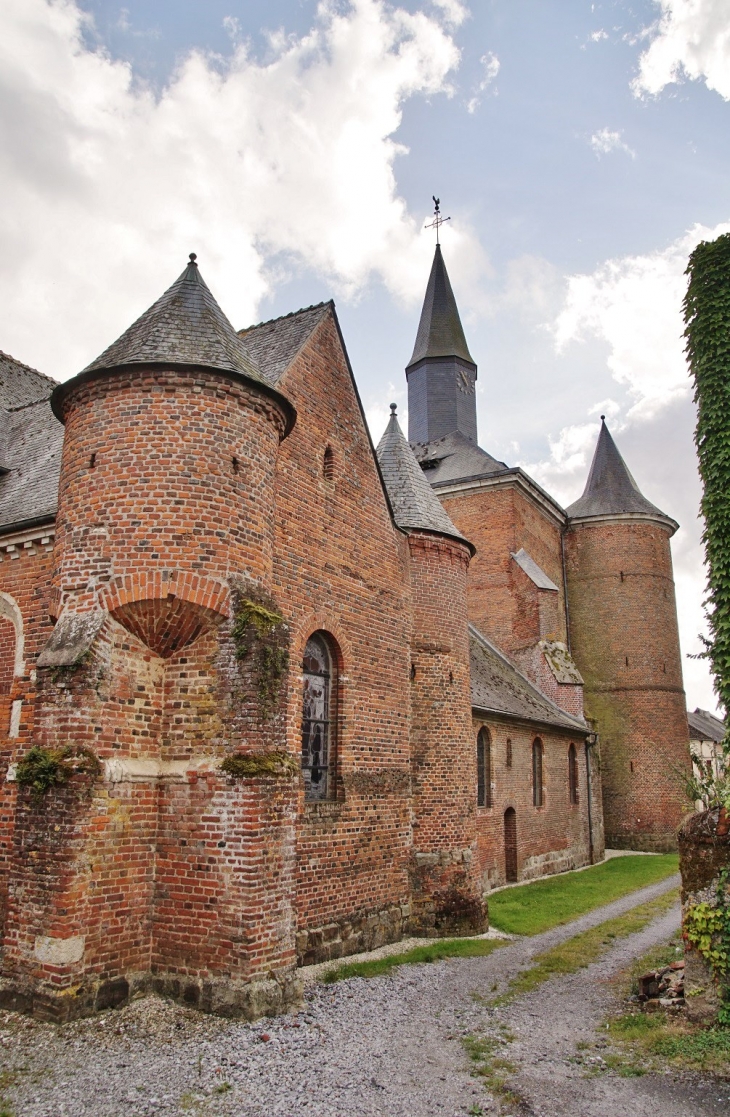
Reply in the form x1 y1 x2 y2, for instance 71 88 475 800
567 418 674 526
82 255 268 384
407 245 475 369
376 404 473 551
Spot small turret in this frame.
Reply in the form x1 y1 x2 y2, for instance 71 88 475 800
564 419 690 851
406 245 478 445
377 407 486 935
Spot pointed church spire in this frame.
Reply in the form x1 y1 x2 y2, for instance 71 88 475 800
566 417 676 530
376 404 474 551
406 244 478 445
407 245 475 368
82 254 267 385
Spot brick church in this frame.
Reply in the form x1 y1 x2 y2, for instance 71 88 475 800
0 242 690 1020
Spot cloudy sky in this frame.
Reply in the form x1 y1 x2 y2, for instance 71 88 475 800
1 0 728 712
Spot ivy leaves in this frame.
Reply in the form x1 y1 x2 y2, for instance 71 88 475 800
684 233 730 760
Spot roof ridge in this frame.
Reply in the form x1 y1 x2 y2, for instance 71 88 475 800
0 349 58 386
239 301 332 334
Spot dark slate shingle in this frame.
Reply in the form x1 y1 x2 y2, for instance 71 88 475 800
688 707 725 743
411 430 507 485
376 405 472 548
407 245 475 368
238 303 330 385
0 350 57 409
567 417 674 525
0 397 63 532
470 624 587 733
81 256 269 386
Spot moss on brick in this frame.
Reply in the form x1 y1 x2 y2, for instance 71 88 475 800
221 751 298 779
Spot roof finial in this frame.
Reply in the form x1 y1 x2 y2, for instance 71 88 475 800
390 402 397 414
189 252 198 265
425 196 450 246
600 414 606 422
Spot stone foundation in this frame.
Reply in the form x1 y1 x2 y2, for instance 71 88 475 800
678 807 729 1024
520 844 590 883
297 903 411 967
0 968 303 1023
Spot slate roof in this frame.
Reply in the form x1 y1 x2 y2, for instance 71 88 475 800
238 303 330 385
567 418 675 528
407 245 475 369
81 255 265 381
0 354 63 534
376 405 473 550
411 430 507 484
0 351 57 409
688 707 726 744
470 625 588 734
512 548 559 591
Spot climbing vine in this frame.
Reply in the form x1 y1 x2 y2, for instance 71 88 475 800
684 869 730 1024
684 233 730 767
15 745 101 801
231 591 289 720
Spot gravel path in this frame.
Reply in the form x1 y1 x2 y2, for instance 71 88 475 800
1 872 727 1117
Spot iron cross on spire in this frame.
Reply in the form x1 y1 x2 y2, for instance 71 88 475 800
425 196 450 245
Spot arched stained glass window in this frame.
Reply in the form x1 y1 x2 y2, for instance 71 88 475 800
568 743 579 805
302 632 336 801
477 727 492 808
532 738 544 808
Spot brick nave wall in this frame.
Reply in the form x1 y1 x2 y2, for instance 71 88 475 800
472 718 603 890
0 537 56 958
438 484 568 658
272 311 414 959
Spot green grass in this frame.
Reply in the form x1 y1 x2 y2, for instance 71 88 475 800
488 854 678 936
322 936 506 983
494 889 679 1004
462 1031 521 1109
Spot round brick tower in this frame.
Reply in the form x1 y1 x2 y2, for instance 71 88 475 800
564 418 690 851
377 406 487 934
50 254 294 652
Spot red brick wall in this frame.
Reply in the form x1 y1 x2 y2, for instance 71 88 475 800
473 718 601 888
0 617 14 697
408 531 486 934
271 312 413 944
565 519 690 850
0 538 56 952
439 483 568 656
53 367 288 631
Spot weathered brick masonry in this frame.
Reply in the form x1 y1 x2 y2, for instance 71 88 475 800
0 243 690 1021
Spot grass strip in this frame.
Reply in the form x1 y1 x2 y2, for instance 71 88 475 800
322 936 507 983
488 853 678 936
494 888 679 1005
595 936 730 1077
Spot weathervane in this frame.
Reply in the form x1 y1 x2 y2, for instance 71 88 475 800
425 196 450 245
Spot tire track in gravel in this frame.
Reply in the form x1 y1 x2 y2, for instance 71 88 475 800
2 871 711 1117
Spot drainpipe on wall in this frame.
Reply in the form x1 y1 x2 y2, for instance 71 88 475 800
560 527 572 654
585 731 598 865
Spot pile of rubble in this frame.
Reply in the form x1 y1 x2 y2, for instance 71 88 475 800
637 959 685 1012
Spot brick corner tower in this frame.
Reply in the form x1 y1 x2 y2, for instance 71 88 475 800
2 255 301 1021
564 418 691 851
377 405 487 935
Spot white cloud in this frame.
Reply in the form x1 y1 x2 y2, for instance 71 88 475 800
431 0 468 28
589 128 635 158
554 220 730 420
633 0 730 100
590 29 608 42
527 224 730 714
0 0 468 379
466 50 499 113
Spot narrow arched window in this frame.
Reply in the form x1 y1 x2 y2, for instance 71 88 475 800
532 738 544 807
568 743 579 805
302 632 337 801
477 727 492 807
323 445 334 482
